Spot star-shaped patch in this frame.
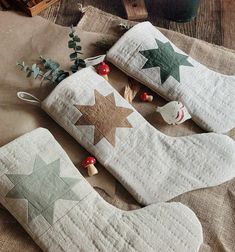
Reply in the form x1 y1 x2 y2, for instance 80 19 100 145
139 39 193 84
74 90 133 147
6 156 80 225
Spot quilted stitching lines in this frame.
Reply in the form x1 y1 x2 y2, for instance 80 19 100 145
5 155 81 225
139 39 193 84
74 90 133 147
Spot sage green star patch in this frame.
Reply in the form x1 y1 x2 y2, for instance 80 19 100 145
139 39 193 84
5 155 80 225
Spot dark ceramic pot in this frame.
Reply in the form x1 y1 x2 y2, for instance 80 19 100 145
160 0 201 22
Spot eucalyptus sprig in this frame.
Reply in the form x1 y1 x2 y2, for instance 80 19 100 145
17 57 69 85
17 61 51 82
17 27 86 86
68 26 86 73
39 56 69 84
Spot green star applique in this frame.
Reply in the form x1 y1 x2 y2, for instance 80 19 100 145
5 156 80 225
139 39 193 84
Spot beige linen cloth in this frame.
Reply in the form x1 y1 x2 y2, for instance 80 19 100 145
0 8 234 252
77 7 235 252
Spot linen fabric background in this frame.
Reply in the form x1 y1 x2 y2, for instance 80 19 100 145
77 7 235 252
0 128 94 251
0 7 235 252
42 66 235 206
0 128 203 252
106 22 235 133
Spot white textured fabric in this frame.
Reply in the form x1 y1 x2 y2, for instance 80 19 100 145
106 22 235 133
0 128 203 252
42 67 235 205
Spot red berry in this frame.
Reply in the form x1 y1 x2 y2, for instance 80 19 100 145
140 92 148 102
97 62 110 76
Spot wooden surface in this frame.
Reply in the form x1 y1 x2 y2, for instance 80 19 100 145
13 0 60 17
1 0 235 50
122 0 148 20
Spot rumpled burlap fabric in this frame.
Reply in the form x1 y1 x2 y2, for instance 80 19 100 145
77 7 235 252
0 11 118 196
0 11 122 252
0 8 234 252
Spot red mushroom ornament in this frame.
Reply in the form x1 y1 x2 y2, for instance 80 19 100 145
140 92 153 102
82 157 98 177
97 62 110 80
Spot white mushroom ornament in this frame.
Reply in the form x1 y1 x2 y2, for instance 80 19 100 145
156 101 191 125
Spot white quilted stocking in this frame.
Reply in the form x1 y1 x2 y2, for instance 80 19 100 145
39 67 235 205
0 128 203 252
107 22 235 133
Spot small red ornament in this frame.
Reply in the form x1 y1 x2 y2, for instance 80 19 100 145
82 156 98 177
140 92 153 102
97 62 110 80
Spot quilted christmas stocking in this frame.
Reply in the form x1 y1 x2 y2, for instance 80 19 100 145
18 67 235 206
107 22 235 133
0 128 203 252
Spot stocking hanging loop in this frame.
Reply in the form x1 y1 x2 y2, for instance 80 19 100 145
17 92 41 106
84 54 106 67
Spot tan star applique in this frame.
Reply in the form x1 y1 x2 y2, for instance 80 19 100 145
74 90 133 146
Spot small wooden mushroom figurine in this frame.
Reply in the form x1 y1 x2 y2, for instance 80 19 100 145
140 92 153 102
97 62 110 80
82 157 98 177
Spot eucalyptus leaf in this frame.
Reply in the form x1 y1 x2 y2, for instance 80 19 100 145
79 60 86 68
73 36 80 42
52 74 58 82
55 72 69 83
32 63 37 69
69 32 74 38
31 64 39 78
26 71 32 78
75 58 86 67
46 61 59 70
23 66 29 72
51 69 59 76
68 40 76 48
33 68 40 78
70 52 77 60
75 46 82 51
40 57 60 70
71 64 78 73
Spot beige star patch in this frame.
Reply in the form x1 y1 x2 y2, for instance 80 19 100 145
74 90 133 146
